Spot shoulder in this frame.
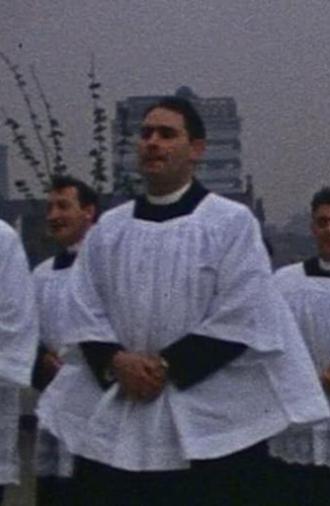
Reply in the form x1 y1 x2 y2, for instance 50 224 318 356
195 193 260 244
191 194 271 271
275 263 304 279
202 192 251 216
83 201 135 247
71 202 135 260
0 221 31 278
274 263 305 291
0 220 24 257
0 220 19 242
98 201 134 227
195 193 256 229
33 257 55 278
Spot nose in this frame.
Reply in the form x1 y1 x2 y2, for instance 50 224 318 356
146 136 159 149
47 205 60 221
145 129 161 146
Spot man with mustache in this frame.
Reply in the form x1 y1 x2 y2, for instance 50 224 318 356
38 97 329 505
32 175 98 506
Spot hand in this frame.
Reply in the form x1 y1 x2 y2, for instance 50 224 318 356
112 351 167 401
35 350 62 390
42 351 63 375
321 366 330 392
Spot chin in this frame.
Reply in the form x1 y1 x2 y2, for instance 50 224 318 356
52 233 69 246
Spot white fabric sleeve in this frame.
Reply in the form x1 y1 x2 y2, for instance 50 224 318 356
193 208 285 353
61 225 119 345
0 224 38 386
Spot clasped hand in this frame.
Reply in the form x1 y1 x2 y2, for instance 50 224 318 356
321 366 330 392
112 351 167 401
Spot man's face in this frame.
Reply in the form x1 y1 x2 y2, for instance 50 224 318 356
311 204 330 261
137 107 204 188
46 186 94 247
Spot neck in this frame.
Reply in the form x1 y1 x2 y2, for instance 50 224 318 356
146 176 193 197
146 181 192 205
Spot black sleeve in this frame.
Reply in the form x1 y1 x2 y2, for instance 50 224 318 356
80 342 125 390
161 334 247 390
32 344 57 392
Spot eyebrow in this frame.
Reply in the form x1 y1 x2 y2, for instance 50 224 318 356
140 125 180 139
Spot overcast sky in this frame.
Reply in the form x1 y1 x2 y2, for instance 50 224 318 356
2 0 330 226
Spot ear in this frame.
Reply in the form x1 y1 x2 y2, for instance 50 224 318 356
190 139 206 161
84 204 96 223
310 219 316 238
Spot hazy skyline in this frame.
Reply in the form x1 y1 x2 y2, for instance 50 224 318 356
2 0 330 225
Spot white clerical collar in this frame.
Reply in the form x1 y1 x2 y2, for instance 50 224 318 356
146 181 192 206
67 242 81 254
318 258 330 272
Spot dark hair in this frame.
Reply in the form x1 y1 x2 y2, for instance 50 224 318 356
50 175 99 209
311 186 330 213
143 96 206 141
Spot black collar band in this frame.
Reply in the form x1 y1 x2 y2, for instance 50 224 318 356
53 251 77 270
303 257 330 277
134 179 209 222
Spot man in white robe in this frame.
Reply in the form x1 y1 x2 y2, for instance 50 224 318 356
38 97 329 506
269 186 330 505
32 175 98 506
0 220 38 504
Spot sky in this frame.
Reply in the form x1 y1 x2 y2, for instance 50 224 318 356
1 0 330 226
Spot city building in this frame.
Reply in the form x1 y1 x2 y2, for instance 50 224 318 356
0 144 9 200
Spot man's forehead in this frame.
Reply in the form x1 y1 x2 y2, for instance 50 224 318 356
48 186 79 201
312 205 330 226
142 107 185 129
314 204 330 216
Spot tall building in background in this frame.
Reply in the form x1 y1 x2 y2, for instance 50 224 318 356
0 144 9 200
112 86 260 215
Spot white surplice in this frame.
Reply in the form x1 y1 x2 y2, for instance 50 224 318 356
33 257 74 478
38 194 329 471
0 220 38 484
269 262 330 466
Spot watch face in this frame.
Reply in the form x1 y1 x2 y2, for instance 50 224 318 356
160 358 169 370
103 368 115 383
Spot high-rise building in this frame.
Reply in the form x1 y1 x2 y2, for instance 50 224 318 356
0 144 9 200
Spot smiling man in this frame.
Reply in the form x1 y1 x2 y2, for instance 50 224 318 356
37 97 329 506
32 175 98 506
269 186 330 505
46 178 97 249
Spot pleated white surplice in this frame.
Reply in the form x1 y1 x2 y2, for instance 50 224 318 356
34 258 71 354
0 220 38 484
269 262 330 466
38 195 329 471
33 258 74 478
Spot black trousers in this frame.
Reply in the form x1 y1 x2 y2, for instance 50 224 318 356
36 476 74 506
268 458 330 506
71 442 276 506
0 486 4 505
